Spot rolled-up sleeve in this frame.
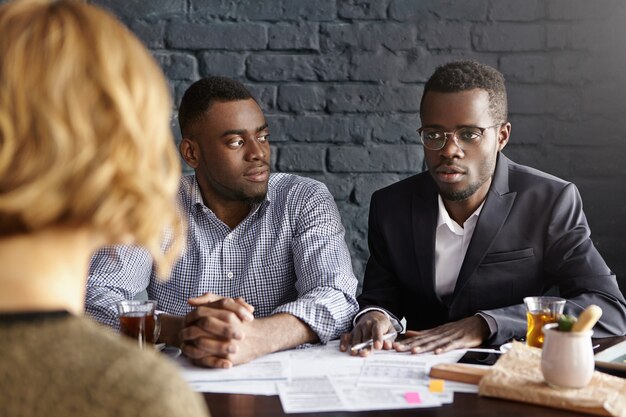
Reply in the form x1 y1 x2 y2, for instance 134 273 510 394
273 182 359 343
85 245 154 329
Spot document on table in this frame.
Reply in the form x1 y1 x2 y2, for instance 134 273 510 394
175 339 476 411
174 353 288 395
277 348 464 413
277 375 443 413
357 356 427 386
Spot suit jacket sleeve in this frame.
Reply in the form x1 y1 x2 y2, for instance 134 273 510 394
482 183 626 344
357 191 405 323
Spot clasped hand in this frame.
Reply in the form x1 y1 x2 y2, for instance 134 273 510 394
180 292 256 368
340 311 489 356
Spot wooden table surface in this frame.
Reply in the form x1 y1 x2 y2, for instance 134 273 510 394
204 391 586 417
202 337 626 417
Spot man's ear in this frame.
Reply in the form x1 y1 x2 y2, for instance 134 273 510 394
179 137 200 169
497 122 511 152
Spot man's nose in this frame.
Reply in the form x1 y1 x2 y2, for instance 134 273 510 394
438 133 464 158
245 138 266 161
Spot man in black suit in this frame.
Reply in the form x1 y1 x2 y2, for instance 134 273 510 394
340 60 626 355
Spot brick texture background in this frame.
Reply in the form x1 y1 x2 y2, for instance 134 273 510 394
29 1 626 291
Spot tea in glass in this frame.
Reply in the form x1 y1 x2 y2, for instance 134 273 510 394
119 313 156 344
116 300 158 349
523 296 565 348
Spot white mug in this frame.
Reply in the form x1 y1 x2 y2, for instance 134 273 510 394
541 323 594 388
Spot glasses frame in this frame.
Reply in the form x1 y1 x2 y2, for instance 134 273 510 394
417 123 502 151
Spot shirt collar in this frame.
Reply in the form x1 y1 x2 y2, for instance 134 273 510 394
190 175 205 208
191 174 273 212
437 194 485 235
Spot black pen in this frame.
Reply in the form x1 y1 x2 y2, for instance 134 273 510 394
350 332 398 353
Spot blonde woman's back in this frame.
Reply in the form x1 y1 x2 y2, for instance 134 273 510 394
0 1 208 416
0 313 207 417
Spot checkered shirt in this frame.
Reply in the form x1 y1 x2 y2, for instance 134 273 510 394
85 173 359 343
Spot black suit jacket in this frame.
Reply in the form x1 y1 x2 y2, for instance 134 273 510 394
358 153 626 344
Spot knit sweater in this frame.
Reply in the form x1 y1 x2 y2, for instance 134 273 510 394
0 312 209 417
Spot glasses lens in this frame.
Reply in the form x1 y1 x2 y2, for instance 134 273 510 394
419 126 489 150
456 127 483 145
420 129 445 150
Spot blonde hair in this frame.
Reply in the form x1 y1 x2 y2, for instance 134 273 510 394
0 0 184 276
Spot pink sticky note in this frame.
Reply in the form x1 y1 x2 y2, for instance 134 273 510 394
404 392 422 404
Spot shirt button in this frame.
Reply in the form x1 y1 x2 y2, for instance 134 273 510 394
227 234 233 240
227 272 234 278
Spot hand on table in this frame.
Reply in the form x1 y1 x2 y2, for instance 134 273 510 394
393 316 490 354
180 292 258 368
339 310 396 357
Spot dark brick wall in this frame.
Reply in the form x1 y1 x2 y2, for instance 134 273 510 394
21 0 626 291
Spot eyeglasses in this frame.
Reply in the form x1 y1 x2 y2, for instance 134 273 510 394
417 124 501 151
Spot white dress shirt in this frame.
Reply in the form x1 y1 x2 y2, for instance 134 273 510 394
435 194 484 298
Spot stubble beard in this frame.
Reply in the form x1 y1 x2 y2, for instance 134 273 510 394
440 183 483 202
239 181 269 206
245 193 267 205
437 157 495 202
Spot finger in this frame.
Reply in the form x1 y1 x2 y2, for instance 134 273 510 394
357 314 394 350
408 329 459 353
348 342 372 357
182 340 228 361
404 330 425 338
214 298 255 322
181 316 244 341
188 292 224 306
432 340 460 354
233 297 255 314
185 304 250 327
371 323 386 350
180 335 238 357
199 314 245 340
187 352 233 369
382 339 395 350
394 330 449 352
356 345 372 357
339 333 352 352
432 331 483 354
393 340 412 352
351 325 365 345
412 339 449 354
194 335 239 356
183 307 243 333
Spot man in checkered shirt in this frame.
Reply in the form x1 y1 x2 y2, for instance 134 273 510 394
86 77 359 368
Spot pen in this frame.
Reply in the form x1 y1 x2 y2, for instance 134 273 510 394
351 332 398 352
467 348 502 354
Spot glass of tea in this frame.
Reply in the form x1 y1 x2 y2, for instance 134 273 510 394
523 296 566 348
116 300 160 349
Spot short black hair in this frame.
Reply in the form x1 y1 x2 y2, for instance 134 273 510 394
421 60 508 123
178 76 254 138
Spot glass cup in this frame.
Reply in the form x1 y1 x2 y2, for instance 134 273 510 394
523 296 566 348
116 300 160 349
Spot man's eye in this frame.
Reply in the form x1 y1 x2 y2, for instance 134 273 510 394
228 139 244 149
425 131 443 140
258 134 269 143
459 129 481 141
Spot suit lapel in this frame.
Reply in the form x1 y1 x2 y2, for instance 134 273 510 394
452 153 517 298
412 175 438 296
